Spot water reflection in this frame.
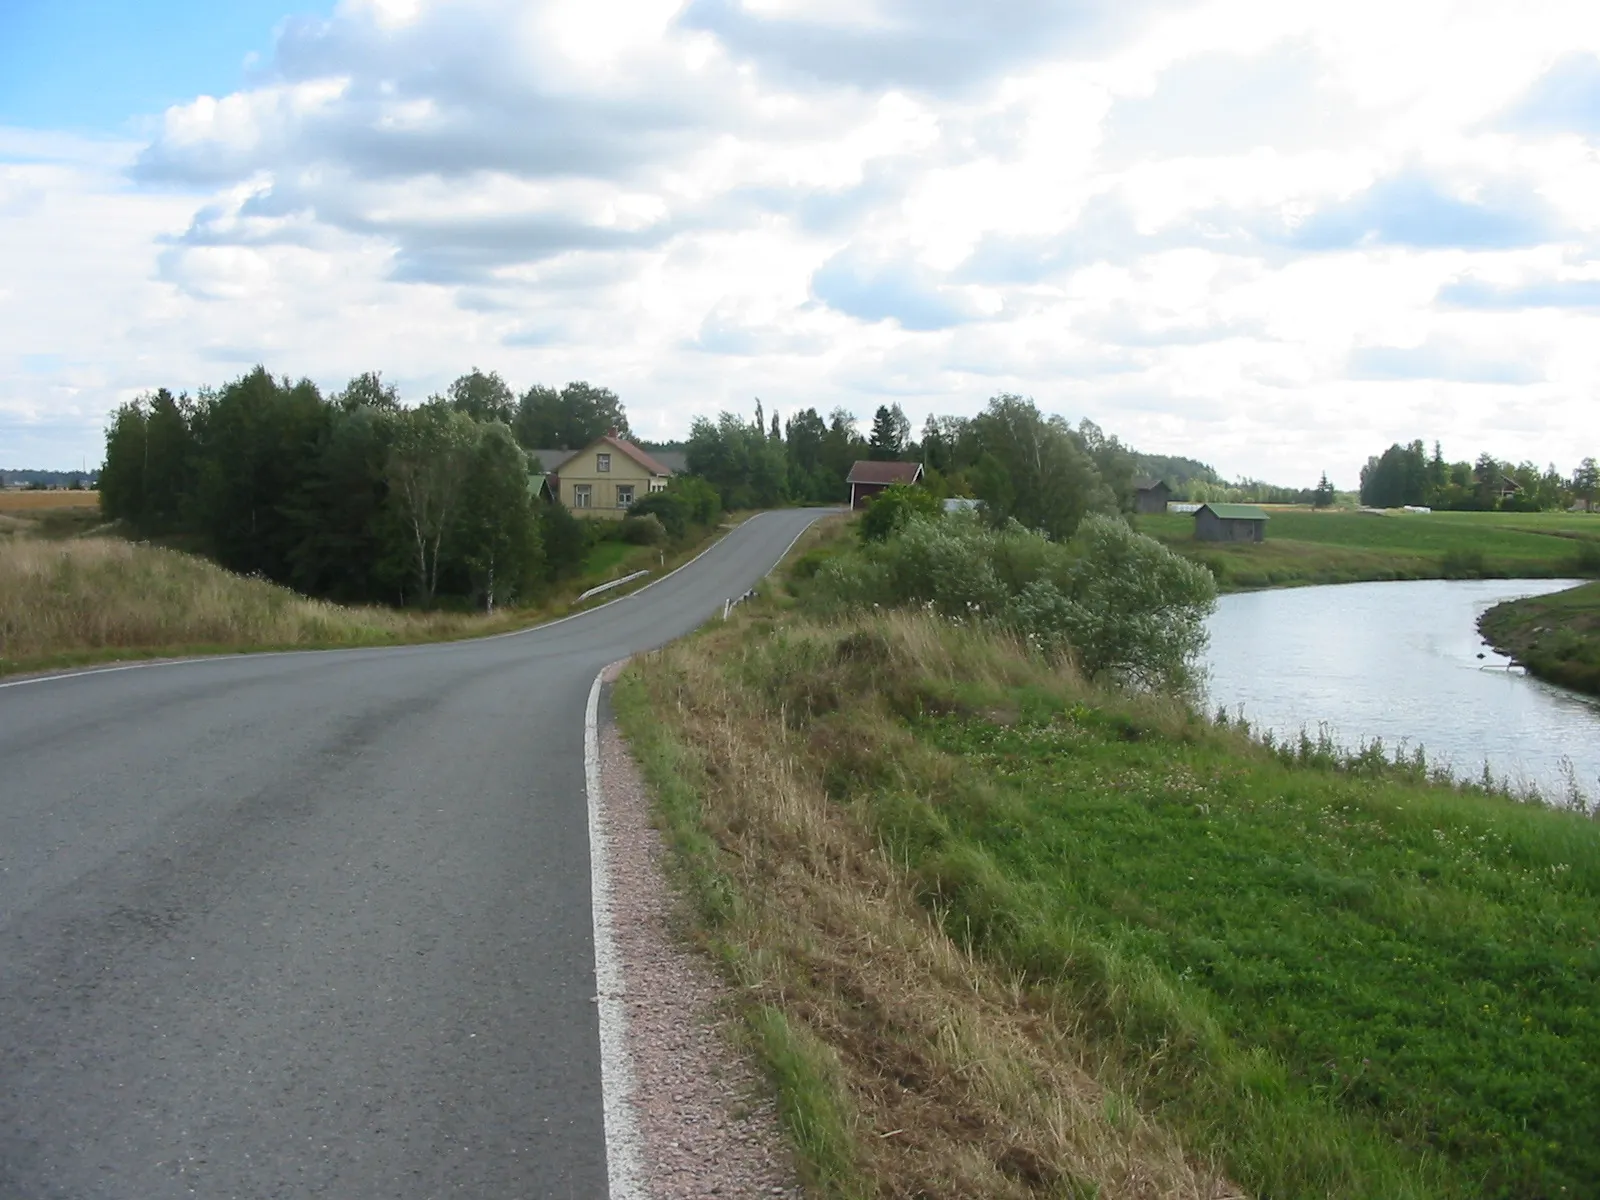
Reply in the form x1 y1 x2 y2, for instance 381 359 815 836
1203 579 1600 803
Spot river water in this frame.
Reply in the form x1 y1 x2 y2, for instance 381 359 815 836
1203 578 1600 804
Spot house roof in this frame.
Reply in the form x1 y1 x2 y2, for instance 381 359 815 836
1197 503 1270 521
527 448 578 473
846 460 924 486
644 448 688 474
601 434 674 476
547 434 676 477
1134 477 1171 492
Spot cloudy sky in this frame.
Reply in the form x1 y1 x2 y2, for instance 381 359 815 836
3 0 1598 482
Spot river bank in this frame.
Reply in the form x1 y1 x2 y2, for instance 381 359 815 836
1203 578 1600 803
1479 580 1600 697
616 524 1600 1199
1139 508 1600 591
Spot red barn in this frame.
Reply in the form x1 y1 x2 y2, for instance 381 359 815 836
846 460 924 510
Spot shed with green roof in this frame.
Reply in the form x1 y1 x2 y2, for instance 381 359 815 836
1194 502 1269 543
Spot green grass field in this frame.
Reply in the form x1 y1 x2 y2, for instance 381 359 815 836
1139 509 1600 590
1480 581 1600 696
622 603 1600 1198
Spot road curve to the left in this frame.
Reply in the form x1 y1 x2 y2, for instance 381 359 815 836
0 508 827 1200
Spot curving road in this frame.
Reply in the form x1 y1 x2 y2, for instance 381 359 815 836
0 508 826 1200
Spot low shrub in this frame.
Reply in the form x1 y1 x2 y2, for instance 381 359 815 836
816 513 1216 690
619 513 667 545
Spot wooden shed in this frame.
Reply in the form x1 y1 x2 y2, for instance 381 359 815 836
1194 502 1268 542
846 460 924 510
1133 478 1172 514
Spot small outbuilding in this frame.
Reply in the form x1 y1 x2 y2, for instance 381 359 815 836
1133 477 1173 514
1194 502 1269 543
847 460 924 510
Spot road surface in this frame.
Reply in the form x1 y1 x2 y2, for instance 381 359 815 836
0 509 826 1199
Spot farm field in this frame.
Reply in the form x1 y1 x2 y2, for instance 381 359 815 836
1140 508 1600 589
0 489 100 511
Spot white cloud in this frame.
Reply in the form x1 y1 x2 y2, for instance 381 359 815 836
4 0 1600 482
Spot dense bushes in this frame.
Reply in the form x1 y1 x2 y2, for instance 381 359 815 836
858 481 942 542
623 475 722 540
813 512 1216 690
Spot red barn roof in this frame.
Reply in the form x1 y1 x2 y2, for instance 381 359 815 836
846 461 924 486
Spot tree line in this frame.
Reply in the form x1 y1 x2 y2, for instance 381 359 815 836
687 395 1149 539
1359 441 1598 511
97 367 699 611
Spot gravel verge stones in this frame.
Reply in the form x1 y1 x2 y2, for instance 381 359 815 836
597 688 804 1199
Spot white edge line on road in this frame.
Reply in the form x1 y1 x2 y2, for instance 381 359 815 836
0 511 801 692
586 668 646 1200
764 515 825 578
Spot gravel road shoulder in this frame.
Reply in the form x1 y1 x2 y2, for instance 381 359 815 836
597 695 805 1199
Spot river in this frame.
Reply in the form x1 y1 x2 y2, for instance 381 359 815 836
1203 578 1600 804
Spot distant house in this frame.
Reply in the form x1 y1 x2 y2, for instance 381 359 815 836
847 461 924 510
1194 502 1269 543
1133 478 1173 515
550 433 674 518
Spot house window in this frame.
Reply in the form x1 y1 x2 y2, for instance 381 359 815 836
573 484 592 509
616 484 634 508
596 453 611 473
649 479 667 493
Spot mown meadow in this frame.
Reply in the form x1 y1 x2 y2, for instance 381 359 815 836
1140 508 1600 589
618 513 1600 1199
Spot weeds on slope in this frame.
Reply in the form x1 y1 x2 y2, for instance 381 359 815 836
617 611 1243 1200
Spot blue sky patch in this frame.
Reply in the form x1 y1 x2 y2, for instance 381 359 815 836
0 1 330 132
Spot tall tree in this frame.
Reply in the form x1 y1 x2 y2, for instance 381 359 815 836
455 423 542 613
868 404 910 461
966 394 1114 540
446 368 516 424
514 381 630 449
1077 418 1137 513
386 404 478 604
337 371 401 413
1313 472 1336 509
191 367 331 579
1574 457 1599 512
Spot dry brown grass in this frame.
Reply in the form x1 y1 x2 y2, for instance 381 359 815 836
0 536 513 671
618 611 1241 1199
0 489 100 511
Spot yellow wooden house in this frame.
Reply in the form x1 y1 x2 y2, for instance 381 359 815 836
550 434 673 518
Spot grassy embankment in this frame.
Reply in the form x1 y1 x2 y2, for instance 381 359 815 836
615 522 1600 1199
0 494 737 678
1480 581 1600 697
1140 508 1600 591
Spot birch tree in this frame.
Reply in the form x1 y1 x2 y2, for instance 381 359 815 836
386 404 476 604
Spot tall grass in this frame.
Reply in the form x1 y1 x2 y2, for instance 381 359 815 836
614 620 1241 1199
0 537 497 671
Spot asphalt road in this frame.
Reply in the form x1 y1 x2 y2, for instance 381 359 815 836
0 508 827 1200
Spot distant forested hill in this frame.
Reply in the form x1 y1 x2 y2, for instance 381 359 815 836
1131 454 1220 488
